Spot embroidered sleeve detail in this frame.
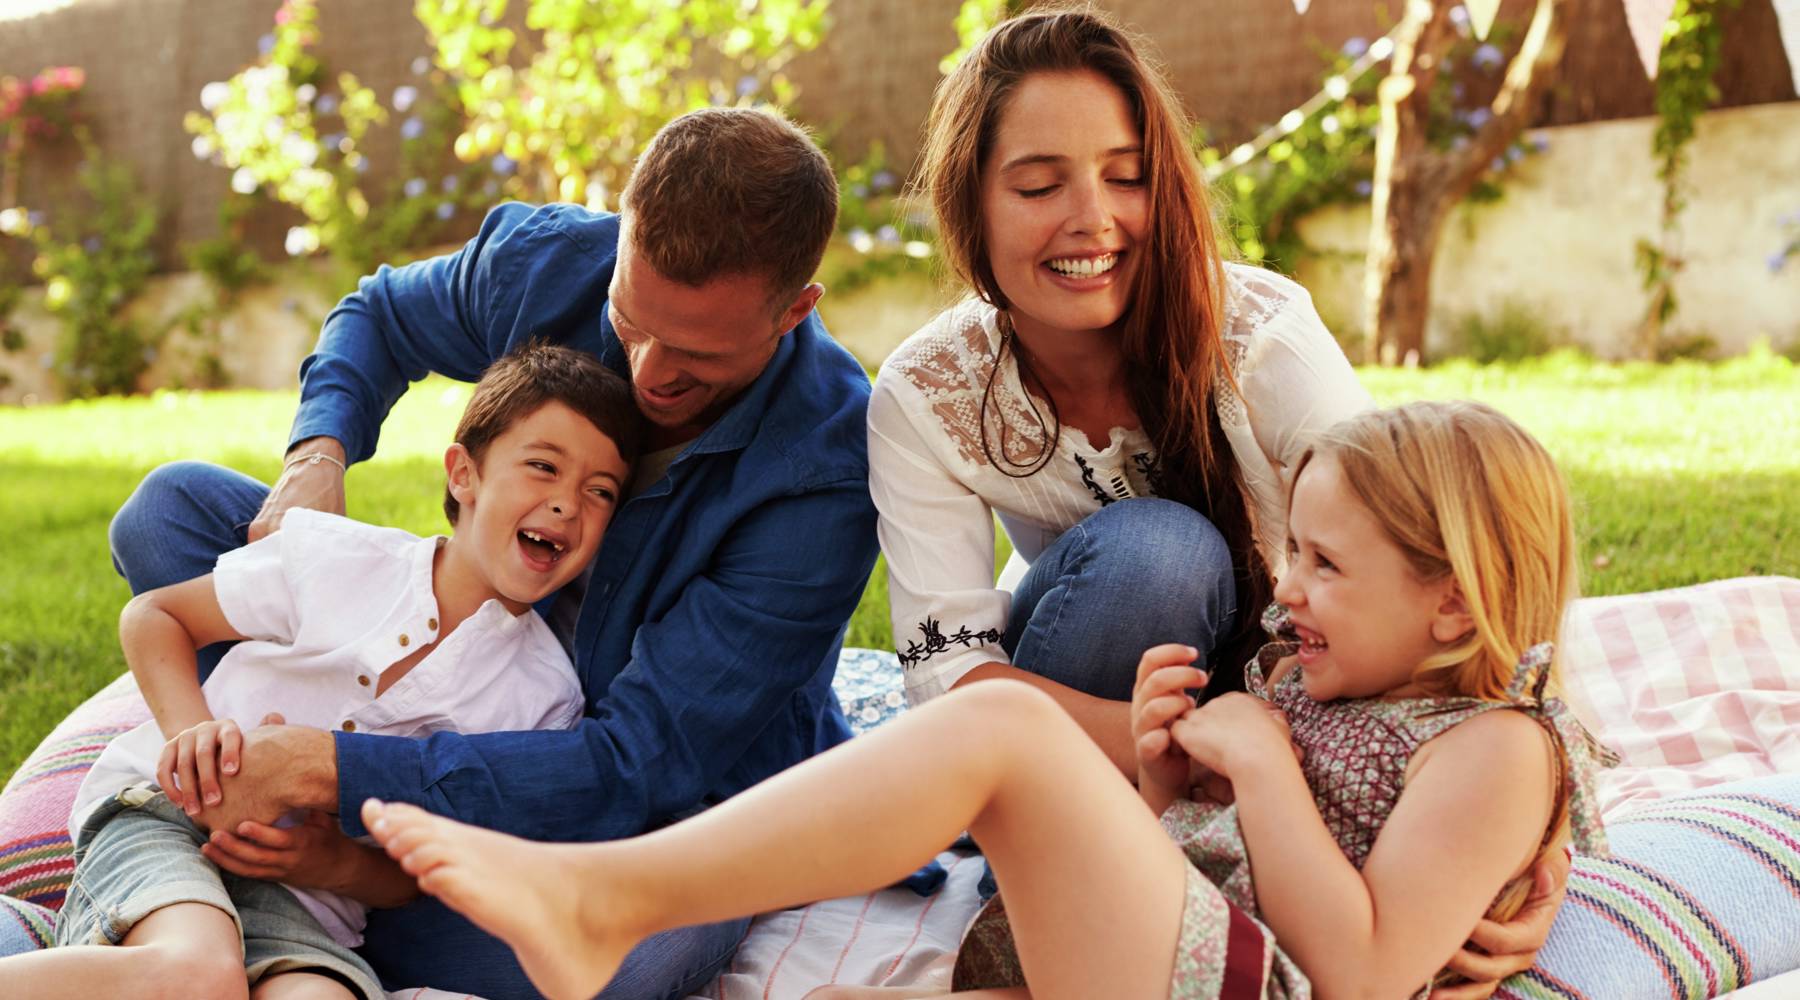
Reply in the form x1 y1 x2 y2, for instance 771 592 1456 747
891 302 1054 470
896 616 1006 670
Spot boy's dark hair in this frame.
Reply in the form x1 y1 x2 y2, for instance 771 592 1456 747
444 342 644 525
621 106 838 312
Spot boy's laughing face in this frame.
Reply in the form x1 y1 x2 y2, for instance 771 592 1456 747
446 400 629 612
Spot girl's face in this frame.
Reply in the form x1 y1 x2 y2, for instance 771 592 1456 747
1273 454 1463 701
979 69 1148 343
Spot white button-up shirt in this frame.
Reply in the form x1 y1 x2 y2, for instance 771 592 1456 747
73 508 584 946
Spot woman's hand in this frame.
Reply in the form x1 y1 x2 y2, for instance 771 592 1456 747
1131 643 1206 805
1429 850 1570 999
1169 692 1292 779
157 718 242 817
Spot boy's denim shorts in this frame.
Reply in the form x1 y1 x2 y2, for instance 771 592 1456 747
56 783 386 1000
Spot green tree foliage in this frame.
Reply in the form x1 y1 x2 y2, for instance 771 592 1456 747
416 0 830 208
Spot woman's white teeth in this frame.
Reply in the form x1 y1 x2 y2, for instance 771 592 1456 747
1047 253 1117 278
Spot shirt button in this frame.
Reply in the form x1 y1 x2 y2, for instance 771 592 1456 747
427 617 439 631
357 675 370 687
342 720 357 732
398 634 410 647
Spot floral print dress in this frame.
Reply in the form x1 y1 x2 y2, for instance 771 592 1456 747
952 606 1612 999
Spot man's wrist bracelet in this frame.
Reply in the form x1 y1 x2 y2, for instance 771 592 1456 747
284 451 347 474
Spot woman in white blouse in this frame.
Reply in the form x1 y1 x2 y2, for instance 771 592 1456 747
866 13 1566 992
867 10 1374 777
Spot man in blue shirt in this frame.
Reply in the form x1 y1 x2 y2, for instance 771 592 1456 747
107 107 877 999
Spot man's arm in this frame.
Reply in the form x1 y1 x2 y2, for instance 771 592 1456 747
251 203 581 542
330 479 879 841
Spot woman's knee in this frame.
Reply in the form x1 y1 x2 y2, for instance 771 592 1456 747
953 680 1075 744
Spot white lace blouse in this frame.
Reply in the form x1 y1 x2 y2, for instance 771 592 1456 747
869 263 1372 703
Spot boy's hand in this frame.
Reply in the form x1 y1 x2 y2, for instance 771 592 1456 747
157 718 243 817
203 810 358 891
1170 692 1293 778
1131 643 1207 800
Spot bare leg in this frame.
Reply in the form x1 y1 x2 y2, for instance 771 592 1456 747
0 901 248 1000
367 681 1189 1000
249 971 357 1000
803 987 1029 1000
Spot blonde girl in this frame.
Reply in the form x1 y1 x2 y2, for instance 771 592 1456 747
357 400 1608 1000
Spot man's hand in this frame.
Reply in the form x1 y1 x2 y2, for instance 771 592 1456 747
1429 849 1571 999
248 437 347 542
193 719 339 835
203 811 357 889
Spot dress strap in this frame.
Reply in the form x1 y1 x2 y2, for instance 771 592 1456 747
1500 642 1614 858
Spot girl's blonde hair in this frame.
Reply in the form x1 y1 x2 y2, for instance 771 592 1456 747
1292 401 1580 701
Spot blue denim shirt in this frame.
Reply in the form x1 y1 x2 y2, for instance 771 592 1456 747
290 204 875 989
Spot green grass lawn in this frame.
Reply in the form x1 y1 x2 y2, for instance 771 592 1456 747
3 349 1797 782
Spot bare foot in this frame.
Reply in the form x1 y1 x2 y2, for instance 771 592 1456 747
362 798 638 1000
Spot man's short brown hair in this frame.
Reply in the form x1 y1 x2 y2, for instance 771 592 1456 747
621 106 838 309
444 342 645 525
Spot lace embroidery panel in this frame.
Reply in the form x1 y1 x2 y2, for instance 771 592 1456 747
896 306 1054 469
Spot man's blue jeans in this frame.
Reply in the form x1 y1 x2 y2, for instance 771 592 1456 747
108 460 749 1000
1004 497 1240 700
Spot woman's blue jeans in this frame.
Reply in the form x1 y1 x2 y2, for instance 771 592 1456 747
1002 497 1239 701
107 460 748 1000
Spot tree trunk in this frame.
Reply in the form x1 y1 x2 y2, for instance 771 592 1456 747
1364 0 1575 365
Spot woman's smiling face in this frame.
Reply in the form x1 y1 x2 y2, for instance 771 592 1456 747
979 69 1148 342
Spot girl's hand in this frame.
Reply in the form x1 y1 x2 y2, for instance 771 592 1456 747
1130 644 1207 798
202 810 358 891
157 718 242 817
1169 692 1293 778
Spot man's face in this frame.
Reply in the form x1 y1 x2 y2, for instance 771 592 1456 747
607 238 819 445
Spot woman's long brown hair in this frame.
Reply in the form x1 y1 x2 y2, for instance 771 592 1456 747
915 6 1273 688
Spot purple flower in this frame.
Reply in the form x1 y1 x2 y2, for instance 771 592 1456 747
257 33 276 56
400 116 425 140
736 75 758 97
850 183 869 199
442 175 459 193
1504 145 1523 163
1466 107 1491 130
1342 36 1369 58
392 86 418 113
436 202 455 221
1354 179 1373 197
411 56 431 76
316 94 339 116
354 157 369 174
877 224 900 245
1779 209 1800 227
1449 5 1470 25
404 177 428 198
491 154 516 176
28 211 46 227
1531 133 1550 153
482 178 500 196
872 169 897 193
1490 157 1506 173
1473 44 1505 70
82 236 101 253
1768 252 1789 274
